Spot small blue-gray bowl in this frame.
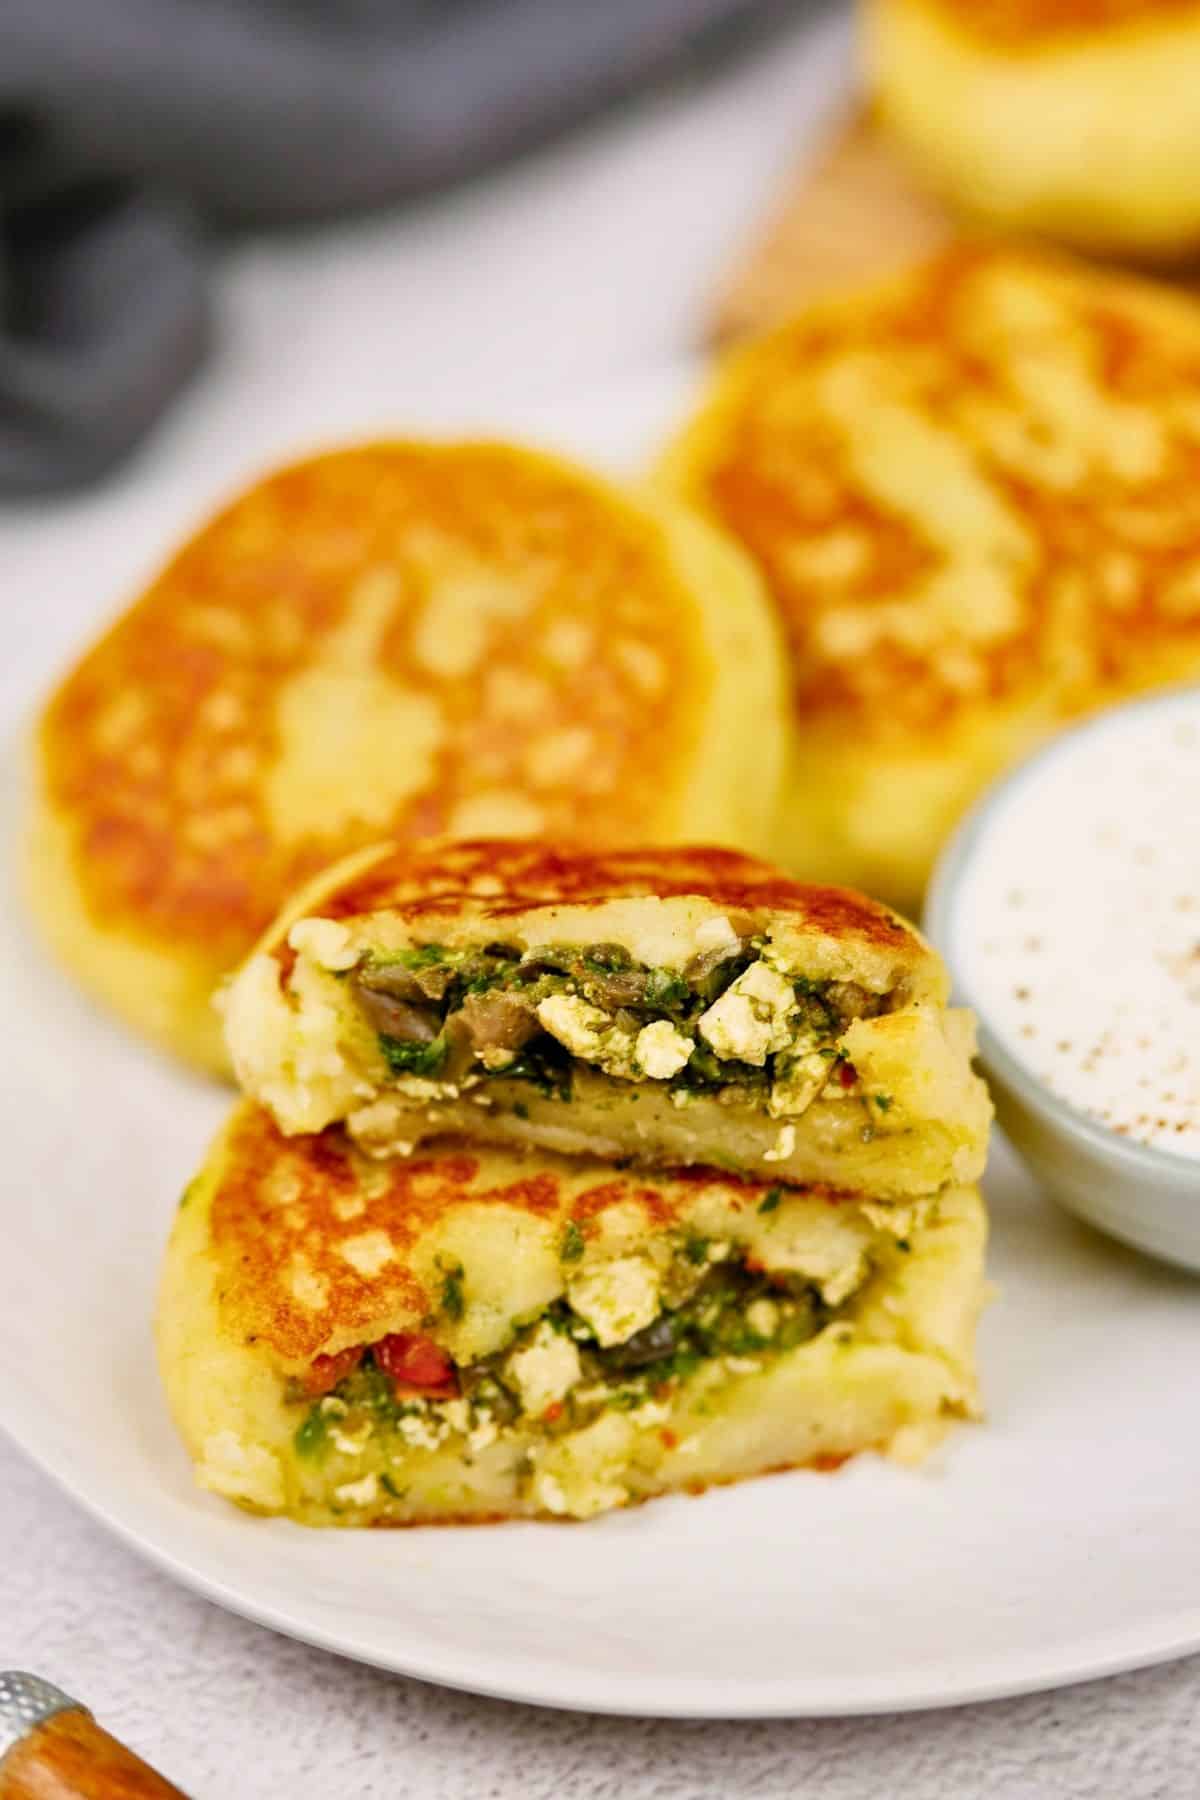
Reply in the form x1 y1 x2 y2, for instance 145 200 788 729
925 692 1200 1274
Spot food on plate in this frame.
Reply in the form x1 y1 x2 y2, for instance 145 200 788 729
659 244 1200 909
29 440 785 1073
938 687 1200 1160
864 0 1200 260
224 839 991 1198
157 1103 988 1523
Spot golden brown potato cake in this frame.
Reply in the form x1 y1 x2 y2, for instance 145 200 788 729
157 1103 987 1524
660 244 1200 909
865 0 1200 258
224 838 991 1200
29 441 786 1072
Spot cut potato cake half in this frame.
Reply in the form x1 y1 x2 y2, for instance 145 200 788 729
157 1103 987 1525
224 840 991 1199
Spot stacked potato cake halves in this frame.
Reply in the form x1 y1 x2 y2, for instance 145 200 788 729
159 841 991 1524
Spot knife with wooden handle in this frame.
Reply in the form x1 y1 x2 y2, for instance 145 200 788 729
0 1675 189 1800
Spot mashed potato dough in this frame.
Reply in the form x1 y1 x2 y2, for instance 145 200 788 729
866 0 1200 260
224 840 991 1199
29 440 785 1072
660 245 1200 908
157 1104 987 1525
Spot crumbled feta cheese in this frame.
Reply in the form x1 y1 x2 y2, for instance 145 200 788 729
746 1298 779 1338
433 1392 500 1453
698 960 797 1065
536 993 638 1076
768 1048 831 1119
631 1399 671 1429
287 917 359 971
705 1240 731 1263
507 1323 582 1415
694 914 740 954
334 1473 379 1507
319 1396 348 1419
537 993 611 1058
396 1412 445 1451
330 1418 375 1457
763 1124 797 1162
567 1256 661 1347
634 1019 694 1079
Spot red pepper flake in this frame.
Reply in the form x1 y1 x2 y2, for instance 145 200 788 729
542 1401 564 1423
659 1428 678 1449
374 1332 458 1398
837 1060 858 1089
744 1256 766 1274
303 1345 363 1397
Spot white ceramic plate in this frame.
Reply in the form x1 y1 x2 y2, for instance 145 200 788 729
4 372 1200 1719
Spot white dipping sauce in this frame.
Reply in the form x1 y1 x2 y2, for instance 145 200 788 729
948 689 1200 1160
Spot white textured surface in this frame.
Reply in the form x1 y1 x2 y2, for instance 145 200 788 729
4 5 1200 1788
2 1436 1199 1797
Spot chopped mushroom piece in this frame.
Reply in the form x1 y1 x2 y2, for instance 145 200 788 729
458 991 539 1056
353 987 440 1043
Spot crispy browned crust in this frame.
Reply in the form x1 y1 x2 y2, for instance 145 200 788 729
38 442 713 965
676 243 1200 742
207 1105 862 1367
312 838 917 953
922 0 1199 48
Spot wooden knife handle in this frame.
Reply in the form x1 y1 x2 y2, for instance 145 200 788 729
0 1677 188 1800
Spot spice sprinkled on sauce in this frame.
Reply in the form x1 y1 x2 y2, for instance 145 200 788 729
949 691 1200 1160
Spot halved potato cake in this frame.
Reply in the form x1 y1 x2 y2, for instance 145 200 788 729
660 244 1200 908
157 1104 987 1525
866 0 1200 260
29 440 785 1072
224 840 991 1199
